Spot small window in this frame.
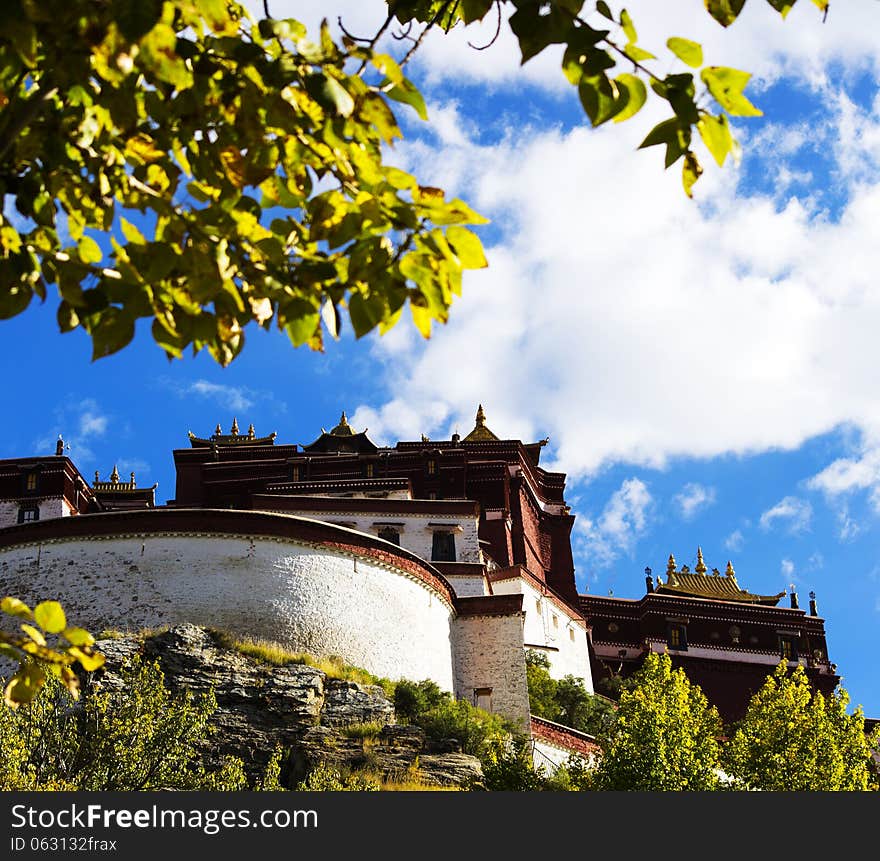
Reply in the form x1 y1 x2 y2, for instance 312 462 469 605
431 530 456 562
569 628 575 642
474 688 492 712
25 472 38 492
18 507 39 524
535 599 542 614
427 459 436 475
428 491 438 500
552 614 558 628
291 465 300 482
377 526 400 546
780 636 799 661
365 463 374 478
667 624 687 651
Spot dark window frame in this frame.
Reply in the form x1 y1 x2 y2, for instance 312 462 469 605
18 506 40 524
431 530 456 562
667 623 688 651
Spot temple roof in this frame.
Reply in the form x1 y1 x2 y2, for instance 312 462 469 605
302 412 378 454
655 549 785 606
188 419 277 448
93 466 157 494
462 404 499 442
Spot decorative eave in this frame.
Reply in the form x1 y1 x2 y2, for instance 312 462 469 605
188 419 277 448
93 466 157 494
657 550 785 606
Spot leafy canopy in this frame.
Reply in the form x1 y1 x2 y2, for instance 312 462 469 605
724 662 880 791
0 1 827 364
591 651 723 790
0 595 104 708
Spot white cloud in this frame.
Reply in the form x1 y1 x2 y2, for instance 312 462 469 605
724 529 745 553
185 380 254 413
674 483 717 521
760 496 813 534
79 407 108 437
781 558 797 586
349 85 880 481
574 478 652 567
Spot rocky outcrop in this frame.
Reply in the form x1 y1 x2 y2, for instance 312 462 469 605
90 624 482 788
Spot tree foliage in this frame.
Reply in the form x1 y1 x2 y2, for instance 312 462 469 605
0 1 827 364
591 651 722 790
525 649 617 742
0 655 246 790
0 595 104 708
724 662 880 791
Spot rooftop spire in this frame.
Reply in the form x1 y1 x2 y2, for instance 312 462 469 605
230 417 239 436
725 560 735 578
330 411 355 436
110 464 119 483
462 403 500 443
695 546 707 574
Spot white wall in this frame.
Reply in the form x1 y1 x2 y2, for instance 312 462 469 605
443 572 489 597
0 533 456 690
492 575 593 691
0 497 71 528
255 506 482 563
451 612 531 729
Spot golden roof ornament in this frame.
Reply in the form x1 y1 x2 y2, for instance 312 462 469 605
667 554 676 575
695 546 707 575
725 560 735 578
231 417 239 436
462 403 500 442
248 423 256 439
215 423 222 436
330 411 355 436
110 464 119 484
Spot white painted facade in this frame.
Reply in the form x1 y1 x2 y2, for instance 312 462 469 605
0 497 73 529
492 573 593 691
254 505 482 563
0 533 455 690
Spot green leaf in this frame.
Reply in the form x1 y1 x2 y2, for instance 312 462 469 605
68 646 105 672
623 43 656 62
596 2 613 19
697 113 734 166
765 0 797 18
321 299 341 339
348 292 385 338
639 118 689 168
383 79 428 121
446 226 488 269
78 236 103 264
90 308 136 360
682 151 703 198
701 66 762 116
305 73 355 118
613 74 647 123
21 623 47 646
120 217 146 246
1 596 33 620
704 0 746 28
4 663 46 708
460 0 495 24
35 600 67 634
667 37 703 68
620 9 638 43
117 0 163 41
63 626 95 647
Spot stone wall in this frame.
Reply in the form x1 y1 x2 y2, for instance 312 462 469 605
451 602 531 729
0 530 455 690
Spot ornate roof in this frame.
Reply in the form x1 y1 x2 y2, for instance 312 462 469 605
302 411 378 454
462 404 500 442
93 466 157 494
188 419 277 448
656 548 785 606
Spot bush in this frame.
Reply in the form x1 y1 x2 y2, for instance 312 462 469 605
295 762 379 791
393 679 449 723
0 656 246 791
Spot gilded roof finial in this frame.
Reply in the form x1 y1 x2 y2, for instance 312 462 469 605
231 417 239 436
130 472 136 488
725 560 735 578
248 423 255 439
340 411 348 426
94 470 100 485
667 554 676 575
695 546 707 575
475 404 486 426
110 464 119 484
214 423 222 436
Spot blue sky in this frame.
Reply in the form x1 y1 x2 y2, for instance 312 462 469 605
3 1 880 717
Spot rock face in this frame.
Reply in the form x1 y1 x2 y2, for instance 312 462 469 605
90 625 482 789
